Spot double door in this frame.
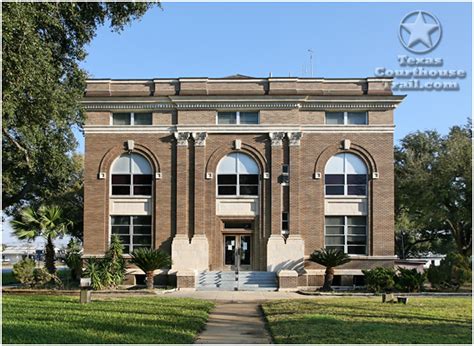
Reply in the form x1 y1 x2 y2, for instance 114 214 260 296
224 235 251 271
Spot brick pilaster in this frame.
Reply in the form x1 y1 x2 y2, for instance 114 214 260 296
174 132 190 236
269 132 285 236
192 132 207 235
288 132 303 235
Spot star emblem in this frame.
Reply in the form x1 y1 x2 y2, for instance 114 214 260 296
399 11 442 53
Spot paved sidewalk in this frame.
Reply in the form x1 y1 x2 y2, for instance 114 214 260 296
164 290 305 301
195 302 272 344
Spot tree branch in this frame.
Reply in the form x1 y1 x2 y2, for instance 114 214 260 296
2 127 31 168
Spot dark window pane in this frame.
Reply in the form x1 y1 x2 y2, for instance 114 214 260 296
326 226 344 235
348 226 366 235
348 246 366 255
239 112 259 124
325 236 344 245
134 113 152 125
282 221 289 230
112 186 130 195
113 113 131 125
347 112 367 125
348 185 366 195
326 217 344 226
347 236 366 245
133 236 152 245
239 174 259 184
134 226 152 235
325 174 344 184
133 175 152 184
111 226 130 235
112 174 131 184
326 246 344 252
348 216 366 226
217 112 237 124
111 216 130 225
224 222 252 229
123 246 130 253
133 245 151 251
240 185 258 196
218 174 237 184
218 186 237 195
325 112 344 124
132 216 152 225
347 174 367 184
133 186 152 195
326 186 344 195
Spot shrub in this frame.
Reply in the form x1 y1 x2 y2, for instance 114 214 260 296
12 258 36 287
83 236 127 290
427 253 472 290
12 259 62 288
362 267 395 292
65 238 82 281
395 268 425 292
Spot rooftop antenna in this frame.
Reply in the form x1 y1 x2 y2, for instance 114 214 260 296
308 49 314 77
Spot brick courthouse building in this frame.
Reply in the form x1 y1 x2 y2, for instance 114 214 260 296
82 76 404 290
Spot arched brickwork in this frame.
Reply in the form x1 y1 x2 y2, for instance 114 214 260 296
205 142 268 175
98 142 161 174
313 141 378 176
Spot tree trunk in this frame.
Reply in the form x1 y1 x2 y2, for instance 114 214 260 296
322 267 334 291
45 235 56 274
146 271 154 290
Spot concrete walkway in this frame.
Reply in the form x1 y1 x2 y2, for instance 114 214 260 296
195 302 272 344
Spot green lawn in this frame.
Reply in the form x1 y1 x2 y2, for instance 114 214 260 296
3 294 214 344
262 297 472 344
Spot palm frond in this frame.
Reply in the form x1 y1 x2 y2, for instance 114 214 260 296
130 248 172 273
310 248 351 268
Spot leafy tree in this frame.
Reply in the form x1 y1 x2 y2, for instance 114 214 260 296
309 248 351 291
130 248 172 290
395 121 472 258
395 268 425 292
11 205 72 273
2 2 158 220
427 252 472 290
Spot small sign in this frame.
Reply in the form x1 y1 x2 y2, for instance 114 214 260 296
227 245 233 250
80 278 91 288
242 243 248 251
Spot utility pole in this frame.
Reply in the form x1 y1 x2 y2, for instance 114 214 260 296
308 49 314 77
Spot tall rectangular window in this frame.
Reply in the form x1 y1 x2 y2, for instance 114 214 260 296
217 111 259 125
325 112 367 125
111 215 152 253
325 216 367 255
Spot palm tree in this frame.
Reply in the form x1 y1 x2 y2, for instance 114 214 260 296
130 248 172 289
310 248 351 291
11 205 72 274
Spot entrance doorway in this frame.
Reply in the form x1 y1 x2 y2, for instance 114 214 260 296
224 235 251 271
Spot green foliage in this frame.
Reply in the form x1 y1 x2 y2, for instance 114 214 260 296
65 238 82 281
3 295 214 344
395 121 472 258
12 259 36 286
427 253 472 290
2 2 158 240
362 267 396 293
130 248 172 289
309 248 351 268
83 236 127 290
12 259 62 288
11 205 72 273
105 235 126 287
395 268 426 292
262 297 472 344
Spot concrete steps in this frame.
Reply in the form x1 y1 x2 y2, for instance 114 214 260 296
196 271 278 291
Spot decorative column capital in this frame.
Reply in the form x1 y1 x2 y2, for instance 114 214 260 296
269 132 285 146
174 132 190 146
287 132 303 146
192 132 208 146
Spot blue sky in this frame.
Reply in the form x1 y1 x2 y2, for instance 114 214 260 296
76 1 472 152
3 2 472 245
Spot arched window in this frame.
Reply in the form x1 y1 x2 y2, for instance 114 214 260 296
217 153 259 196
325 153 367 196
111 153 153 196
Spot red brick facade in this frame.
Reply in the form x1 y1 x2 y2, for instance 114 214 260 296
83 77 404 286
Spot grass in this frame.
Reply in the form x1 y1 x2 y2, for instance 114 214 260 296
2 294 214 344
262 297 472 344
